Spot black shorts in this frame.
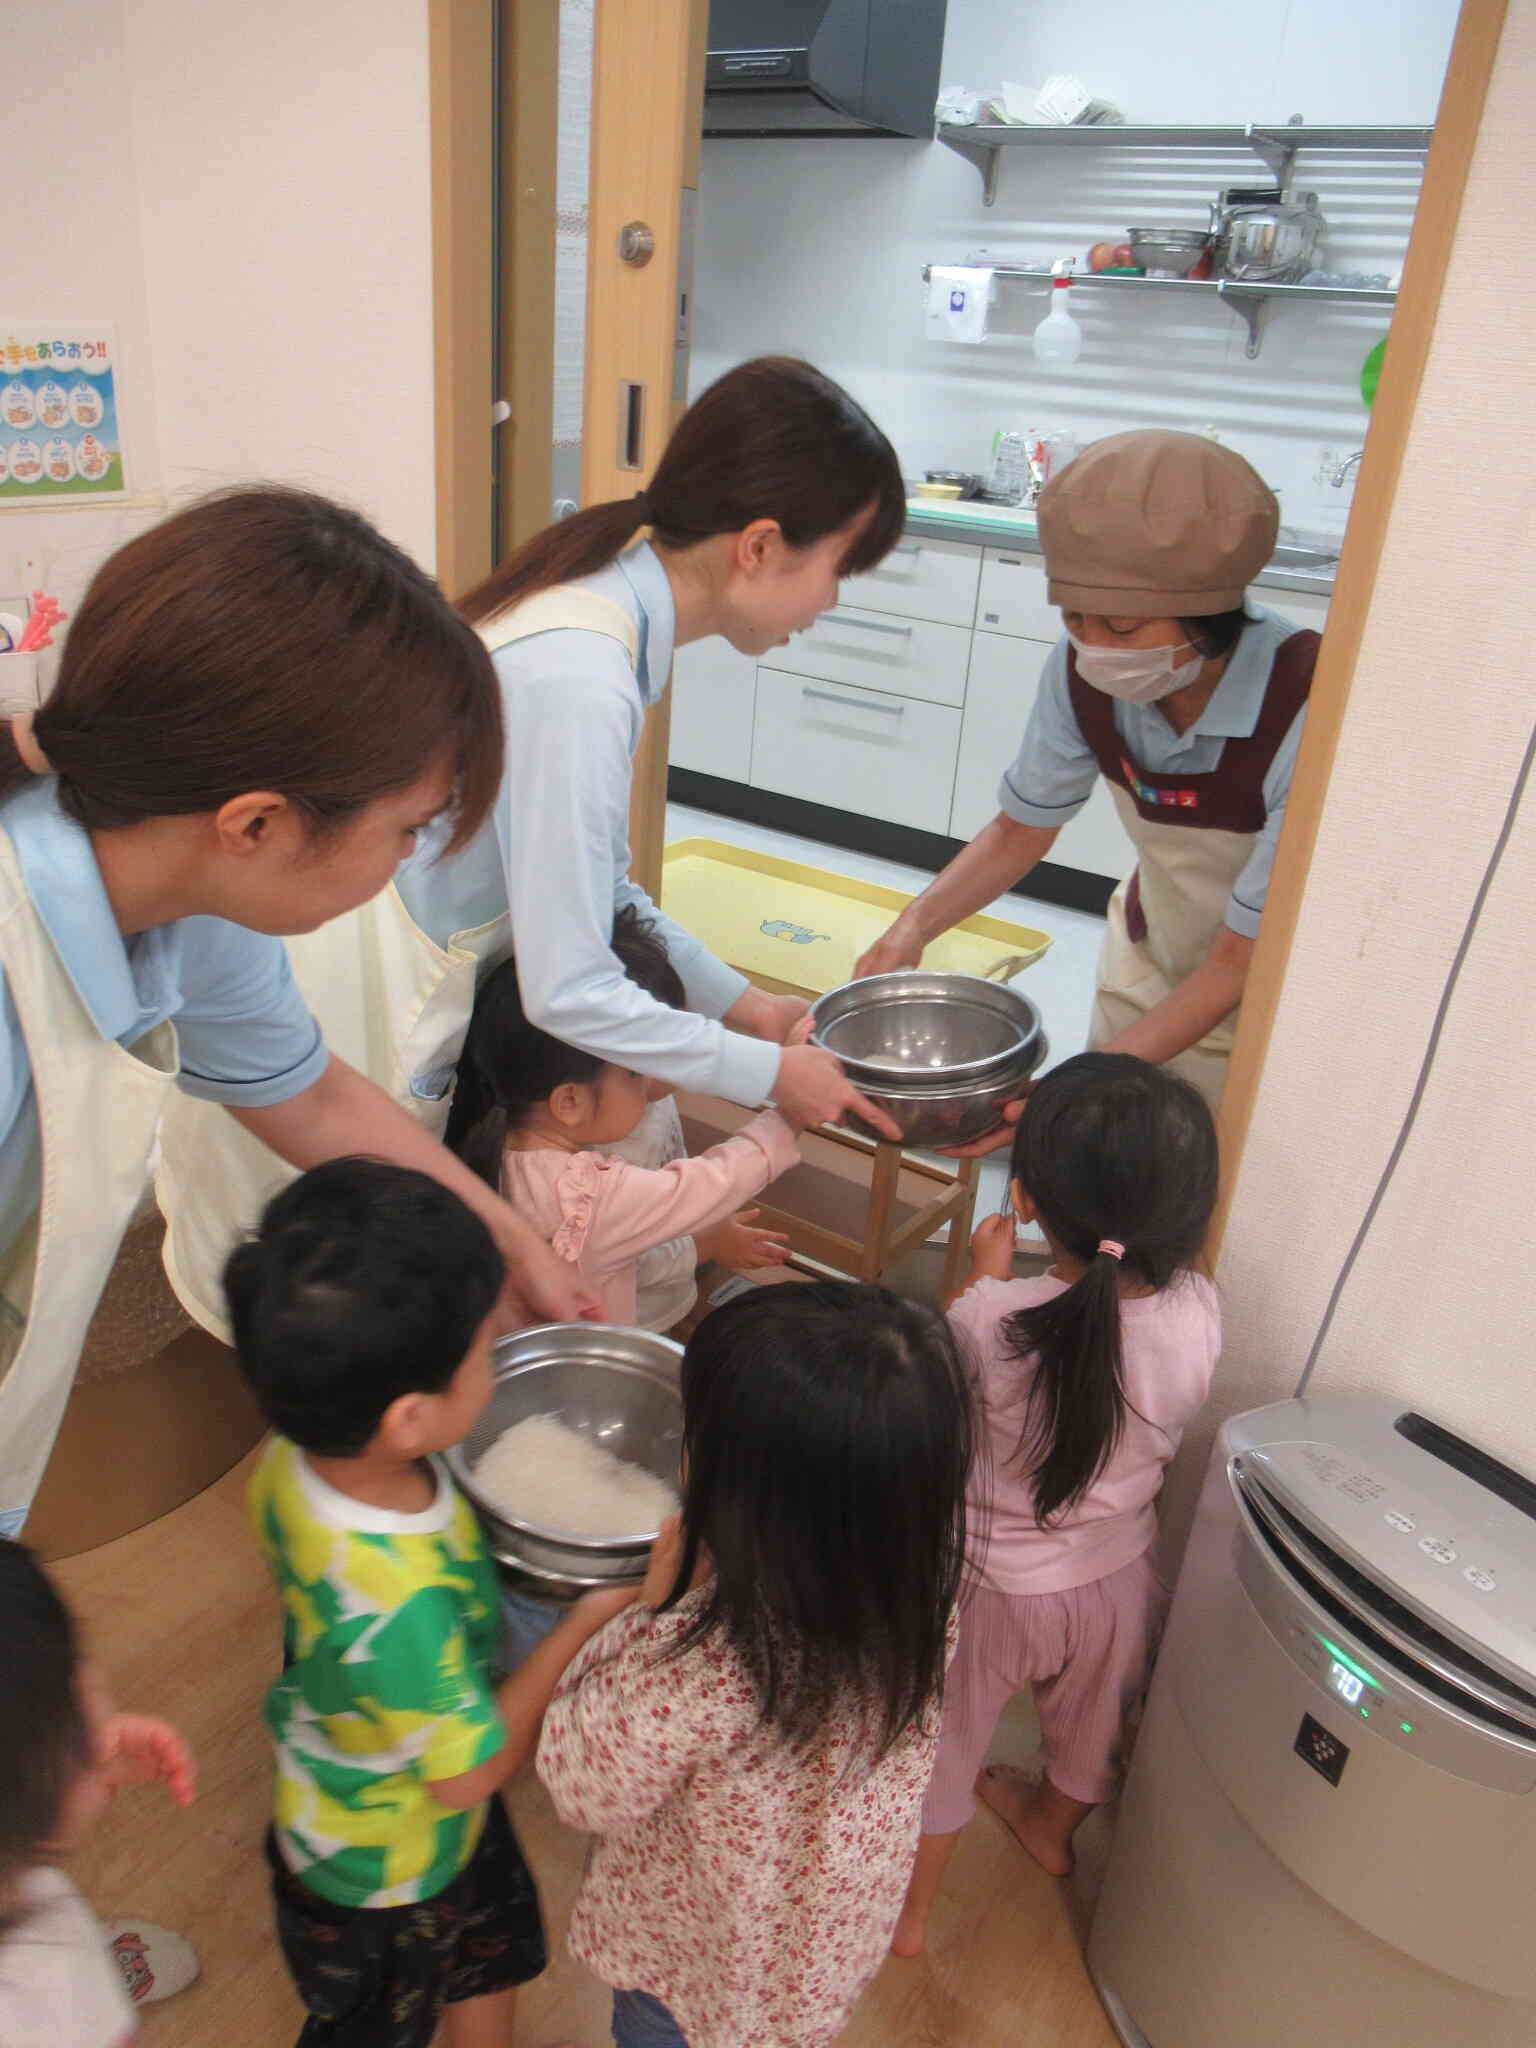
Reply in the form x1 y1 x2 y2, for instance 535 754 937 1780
265 1795 547 2047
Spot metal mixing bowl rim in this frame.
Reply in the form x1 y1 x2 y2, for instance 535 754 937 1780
809 973 1043 1089
841 1061 1035 1106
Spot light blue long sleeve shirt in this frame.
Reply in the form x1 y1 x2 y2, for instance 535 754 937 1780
998 604 1310 939
395 543 779 1107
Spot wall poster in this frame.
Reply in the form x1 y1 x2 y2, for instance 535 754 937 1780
0 322 127 504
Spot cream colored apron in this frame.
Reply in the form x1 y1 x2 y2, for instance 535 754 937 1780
156 588 642 1341
0 828 178 1518
1087 785 1255 1110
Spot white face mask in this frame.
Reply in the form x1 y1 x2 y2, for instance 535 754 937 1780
1068 633 1203 704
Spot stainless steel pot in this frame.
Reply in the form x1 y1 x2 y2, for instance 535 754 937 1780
836 1062 1045 1148
1217 192 1325 282
810 972 1047 1147
447 1323 682 1595
1125 227 1213 278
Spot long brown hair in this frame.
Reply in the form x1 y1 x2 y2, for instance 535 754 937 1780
459 357 906 628
0 487 502 849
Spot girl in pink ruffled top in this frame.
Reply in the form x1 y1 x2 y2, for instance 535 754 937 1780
446 908 805 1325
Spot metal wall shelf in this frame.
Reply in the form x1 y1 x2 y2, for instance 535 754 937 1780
922 264 1396 360
938 121 1434 207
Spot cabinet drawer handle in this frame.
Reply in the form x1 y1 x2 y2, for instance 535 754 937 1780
826 610 914 637
890 543 922 557
802 686 905 717
996 554 1023 565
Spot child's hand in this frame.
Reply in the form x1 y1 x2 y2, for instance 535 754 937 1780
699 1208 792 1272
100 1715 198 1807
786 1012 816 1048
572 1583 641 1632
640 1514 685 1609
968 1211 1019 1281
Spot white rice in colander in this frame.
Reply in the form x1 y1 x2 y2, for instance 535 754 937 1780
472 1413 678 1539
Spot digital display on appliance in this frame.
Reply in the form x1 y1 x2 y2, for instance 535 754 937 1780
1328 1659 1365 1705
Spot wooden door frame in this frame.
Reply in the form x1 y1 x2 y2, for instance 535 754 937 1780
429 0 496 600
580 0 709 898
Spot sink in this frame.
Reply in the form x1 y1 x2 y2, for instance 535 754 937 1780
1269 542 1339 573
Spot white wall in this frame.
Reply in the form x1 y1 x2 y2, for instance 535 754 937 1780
1164 0 1536 1539
3 0 437 665
691 0 1458 528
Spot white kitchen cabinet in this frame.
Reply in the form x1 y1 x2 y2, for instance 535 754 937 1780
1264 588 1331 634
840 533 980 627
953 632 1136 883
668 637 757 782
750 669 960 836
759 604 970 707
977 547 1061 641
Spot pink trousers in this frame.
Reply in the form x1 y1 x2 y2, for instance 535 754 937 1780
922 1548 1169 1830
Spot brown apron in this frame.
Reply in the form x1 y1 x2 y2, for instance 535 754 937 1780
1067 630 1318 1107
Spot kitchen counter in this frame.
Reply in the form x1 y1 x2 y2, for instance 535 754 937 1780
903 497 1339 600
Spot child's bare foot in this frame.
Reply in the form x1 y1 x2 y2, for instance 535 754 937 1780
975 1764 1084 1877
889 1897 928 1958
889 1828 958 1958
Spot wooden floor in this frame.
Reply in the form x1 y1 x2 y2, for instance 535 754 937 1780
55 1452 1119 2048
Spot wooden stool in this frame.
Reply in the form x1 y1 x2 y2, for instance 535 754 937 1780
677 1095 980 1295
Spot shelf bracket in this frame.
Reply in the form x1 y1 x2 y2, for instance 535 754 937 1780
940 131 1000 206
1217 283 1268 360
1245 123 1302 193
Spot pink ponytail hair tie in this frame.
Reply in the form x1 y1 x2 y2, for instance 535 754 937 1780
1098 1239 1125 1261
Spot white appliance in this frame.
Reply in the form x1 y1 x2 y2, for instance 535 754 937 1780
1088 1395 1536 2046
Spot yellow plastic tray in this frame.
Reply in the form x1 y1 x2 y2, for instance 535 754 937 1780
660 839 1051 999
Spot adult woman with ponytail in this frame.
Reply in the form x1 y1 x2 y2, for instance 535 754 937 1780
892 1052 1221 1956
0 487 590 1546
158 358 907 1340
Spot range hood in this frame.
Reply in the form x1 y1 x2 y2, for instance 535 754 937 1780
704 0 948 140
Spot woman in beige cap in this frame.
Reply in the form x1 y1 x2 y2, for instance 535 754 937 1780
856 429 1319 1116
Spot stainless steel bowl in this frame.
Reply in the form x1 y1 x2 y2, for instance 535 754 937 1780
1126 227 1214 277
811 972 1043 1091
838 1062 1044 1148
447 1322 682 1590
810 972 1047 1146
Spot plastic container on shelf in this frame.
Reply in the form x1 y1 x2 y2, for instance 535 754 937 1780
1033 275 1083 365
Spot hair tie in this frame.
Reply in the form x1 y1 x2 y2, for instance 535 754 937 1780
9 711 51 777
1098 1239 1125 1261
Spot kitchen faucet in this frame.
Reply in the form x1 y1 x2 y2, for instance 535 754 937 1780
1324 448 1365 489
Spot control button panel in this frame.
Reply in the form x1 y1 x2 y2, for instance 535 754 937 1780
1418 1536 1458 1565
1464 1566 1497 1593
1384 1510 1416 1533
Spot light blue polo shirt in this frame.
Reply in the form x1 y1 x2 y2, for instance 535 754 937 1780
998 604 1310 939
396 542 779 1107
0 778 329 1285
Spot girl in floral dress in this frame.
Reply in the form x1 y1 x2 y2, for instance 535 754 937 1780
536 1281 975 2047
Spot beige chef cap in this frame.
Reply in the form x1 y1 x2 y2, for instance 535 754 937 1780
1038 429 1279 617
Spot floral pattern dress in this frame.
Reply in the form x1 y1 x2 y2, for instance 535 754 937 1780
537 1593 952 2047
